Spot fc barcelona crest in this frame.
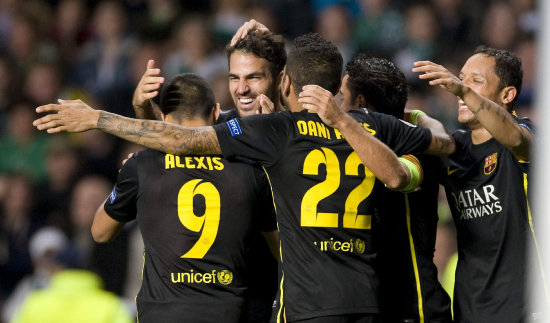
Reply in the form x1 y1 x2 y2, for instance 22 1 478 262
484 153 498 175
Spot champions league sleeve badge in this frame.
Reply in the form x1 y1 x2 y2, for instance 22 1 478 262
226 118 242 137
109 186 117 204
484 153 498 175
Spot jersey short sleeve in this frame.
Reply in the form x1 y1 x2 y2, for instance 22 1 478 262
103 154 139 222
213 113 294 166
517 116 534 135
364 110 432 155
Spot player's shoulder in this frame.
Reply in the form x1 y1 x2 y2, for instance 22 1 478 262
217 109 240 123
514 115 534 133
451 128 470 141
132 149 163 160
348 108 403 124
223 156 268 186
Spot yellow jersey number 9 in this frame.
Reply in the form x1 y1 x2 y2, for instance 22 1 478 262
178 179 221 258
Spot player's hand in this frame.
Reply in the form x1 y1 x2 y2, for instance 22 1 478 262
298 85 344 128
230 19 270 47
255 94 275 114
132 59 164 110
412 61 467 98
119 152 135 172
121 153 134 167
34 99 100 133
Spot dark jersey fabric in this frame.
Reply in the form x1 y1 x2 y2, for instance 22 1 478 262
219 108 240 123
104 149 276 323
376 154 452 323
214 109 431 322
219 107 279 322
440 117 539 322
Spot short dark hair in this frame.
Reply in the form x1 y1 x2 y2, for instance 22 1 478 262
159 73 216 121
227 31 287 79
286 33 343 95
345 54 407 118
474 45 523 108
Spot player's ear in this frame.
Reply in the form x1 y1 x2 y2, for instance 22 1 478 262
275 70 284 89
212 103 221 123
282 74 291 98
500 86 517 109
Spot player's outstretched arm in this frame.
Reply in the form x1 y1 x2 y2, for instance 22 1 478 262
92 199 125 243
34 99 222 155
404 109 456 156
298 85 411 190
132 59 164 120
413 60 532 160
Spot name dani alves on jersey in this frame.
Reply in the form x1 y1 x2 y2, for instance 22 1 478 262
296 120 376 140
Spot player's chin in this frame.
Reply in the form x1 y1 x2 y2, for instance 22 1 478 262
457 111 475 125
237 105 259 117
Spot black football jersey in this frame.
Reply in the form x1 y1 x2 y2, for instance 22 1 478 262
440 117 541 322
218 107 279 321
213 109 431 321
104 149 276 323
376 154 452 322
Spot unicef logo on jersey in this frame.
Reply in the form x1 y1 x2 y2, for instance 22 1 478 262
314 237 366 254
217 270 234 285
353 239 365 254
170 268 234 285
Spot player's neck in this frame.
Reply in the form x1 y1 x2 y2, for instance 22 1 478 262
471 127 492 145
165 115 209 127
286 95 304 112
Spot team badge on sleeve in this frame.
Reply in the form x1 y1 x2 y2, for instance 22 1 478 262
484 153 498 175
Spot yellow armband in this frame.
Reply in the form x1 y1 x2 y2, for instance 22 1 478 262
409 109 427 125
397 154 423 193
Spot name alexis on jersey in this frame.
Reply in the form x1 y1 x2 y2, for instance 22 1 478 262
165 154 224 170
296 120 376 140
450 184 502 220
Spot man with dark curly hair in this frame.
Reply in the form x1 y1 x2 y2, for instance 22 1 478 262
225 26 286 117
339 54 452 323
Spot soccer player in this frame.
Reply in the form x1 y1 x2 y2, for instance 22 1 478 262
34 33 455 321
412 47 543 322
131 27 287 323
91 73 278 323
335 54 453 322
132 24 286 120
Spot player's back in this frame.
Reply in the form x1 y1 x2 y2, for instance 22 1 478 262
214 109 432 321
121 149 275 323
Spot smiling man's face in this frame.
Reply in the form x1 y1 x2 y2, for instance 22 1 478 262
228 51 276 117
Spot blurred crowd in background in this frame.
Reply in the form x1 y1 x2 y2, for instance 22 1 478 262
0 0 538 321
